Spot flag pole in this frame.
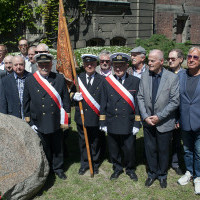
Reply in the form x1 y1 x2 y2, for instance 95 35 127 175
58 0 94 177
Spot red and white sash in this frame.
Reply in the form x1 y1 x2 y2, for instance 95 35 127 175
78 77 100 116
105 75 135 112
33 71 69 125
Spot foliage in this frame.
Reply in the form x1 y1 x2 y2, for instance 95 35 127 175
136 34 191 59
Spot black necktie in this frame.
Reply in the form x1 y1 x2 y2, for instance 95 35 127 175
152 74 159 114
119 78 122 84
87 76 92 90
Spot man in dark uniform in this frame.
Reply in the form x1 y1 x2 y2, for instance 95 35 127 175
100 53 141 181
72 54 103 175
23 53 71 180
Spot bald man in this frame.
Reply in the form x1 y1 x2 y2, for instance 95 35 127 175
137 49 179 188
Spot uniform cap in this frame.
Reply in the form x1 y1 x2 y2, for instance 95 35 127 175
34 53 54 63
110 52 131 63
81 54 99 62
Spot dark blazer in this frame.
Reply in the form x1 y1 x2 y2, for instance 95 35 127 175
73 72 103 127
100 73 140 135
0 71 30 118
23 72 71 134
179 69 200 132
0 69 7 79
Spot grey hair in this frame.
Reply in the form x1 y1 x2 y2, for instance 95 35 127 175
149 49 164 60
36 43 49 51
189 46 200 54
169 49 184 59
12 55 25 65
99 50 111 58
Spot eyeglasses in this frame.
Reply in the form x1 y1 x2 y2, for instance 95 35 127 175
19 44 28 47
167 57 178 62
35 51 48 54
187 55 199 61
100 60 110 63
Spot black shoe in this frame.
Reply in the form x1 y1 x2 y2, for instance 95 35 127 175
159 178 167 188
78 167 89 175
145 178 156 187
94 169 99 175
126 172 138 181
110 171 123 180
55 171 67 180
173 167 183 175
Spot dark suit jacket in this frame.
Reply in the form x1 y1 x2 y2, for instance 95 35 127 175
0 69 7 79
23 72 71 134
179 69 200 132
73 72 104 127
100 73 140 135
0 71 30 118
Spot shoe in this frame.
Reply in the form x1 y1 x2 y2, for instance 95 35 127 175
78 167 89 175
159 178 167 188
55 171 67 180
194 177 200 195
110 171 123 180
145 178 156 187
177 171 192 185
126 172 138 181
94 169 99 175
173 167 183 175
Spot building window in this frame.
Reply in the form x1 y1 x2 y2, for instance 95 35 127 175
110 37 126 46
86 38 105 46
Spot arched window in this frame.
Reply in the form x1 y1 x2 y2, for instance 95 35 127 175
110 37 126 46
86 38 105 46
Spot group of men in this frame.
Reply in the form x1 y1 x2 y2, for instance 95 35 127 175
0 39 200 195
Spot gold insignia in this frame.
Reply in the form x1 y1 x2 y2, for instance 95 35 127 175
135 115 141 121
116 55 122 60
60 124 69 130
70 92 74 100
67 113 71 118
25 117 30 123
99 115 106 120
41 55 47 59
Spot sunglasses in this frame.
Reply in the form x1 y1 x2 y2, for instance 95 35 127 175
187 55 199 61
167 57 178 62
35 51 48 54
100 60 110 63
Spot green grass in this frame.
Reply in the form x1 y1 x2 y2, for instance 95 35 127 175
32 108 198 200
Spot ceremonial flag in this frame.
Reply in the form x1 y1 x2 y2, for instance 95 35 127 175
56 0 74 86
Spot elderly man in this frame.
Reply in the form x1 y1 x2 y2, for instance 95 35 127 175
127 46 148 79
100 53 140 181
4 55 13 74
25 46 37 73
18 39 29 61
33 43 57 73
0 56 30 118
168 49 185 175
72 54 103 175
0 44 7 70
137 49 179 188
96 50 114 76
23 53 71 180
177 47 200 195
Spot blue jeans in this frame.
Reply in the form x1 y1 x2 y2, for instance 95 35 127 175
182 130 200 178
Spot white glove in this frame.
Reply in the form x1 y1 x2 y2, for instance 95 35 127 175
100 126 107 133
31 125 38 133
73 92 83 101
132 127 139 135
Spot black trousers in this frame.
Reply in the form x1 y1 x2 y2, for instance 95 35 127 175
171 128 182 168
143 126 172 179
37 129 64 173
108 133 136 173
77 124 101 170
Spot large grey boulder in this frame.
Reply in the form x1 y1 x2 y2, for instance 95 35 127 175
0 114 49 200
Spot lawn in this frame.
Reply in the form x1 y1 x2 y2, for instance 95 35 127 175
32 108 198 200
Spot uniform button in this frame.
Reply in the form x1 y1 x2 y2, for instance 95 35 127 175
42 97 45 100
51 112 54 114
51 104 53 107
85 109 87 111
97 87 99 90
43 112 45 115
123 109 125 111
111 94 113 96
115 115 117 118
93 94 95 96
42 105 45 107
123 101 126 104
115 108 118 111
37 89 40 92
